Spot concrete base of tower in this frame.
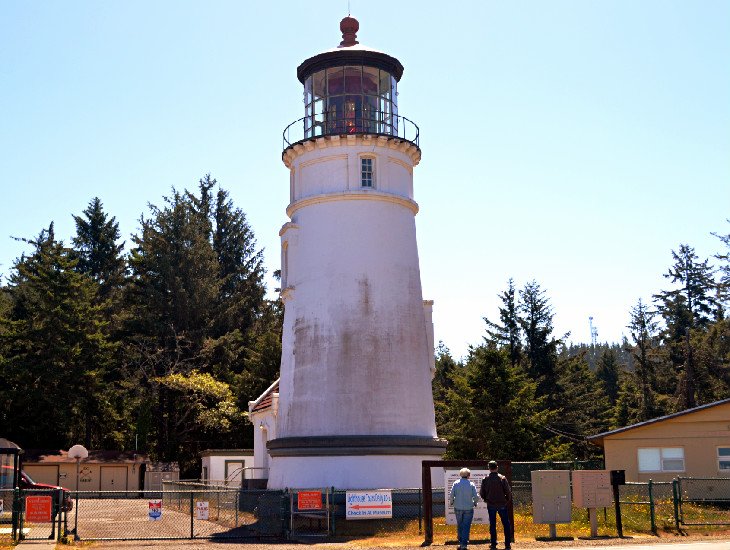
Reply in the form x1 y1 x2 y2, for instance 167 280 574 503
265 435 447 489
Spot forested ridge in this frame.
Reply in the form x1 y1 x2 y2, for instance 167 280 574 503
1 175 728 474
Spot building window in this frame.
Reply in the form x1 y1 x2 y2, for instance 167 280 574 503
718 447 730 471
361 157 374 187
638 447 685 473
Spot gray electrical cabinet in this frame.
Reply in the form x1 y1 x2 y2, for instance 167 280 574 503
531 470 572 524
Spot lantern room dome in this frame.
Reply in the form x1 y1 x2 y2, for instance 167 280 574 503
296 17 404 83
282 17 418 153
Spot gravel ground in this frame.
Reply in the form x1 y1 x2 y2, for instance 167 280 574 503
82 533 730 550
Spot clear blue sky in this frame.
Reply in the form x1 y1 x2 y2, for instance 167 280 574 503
2 1 729 359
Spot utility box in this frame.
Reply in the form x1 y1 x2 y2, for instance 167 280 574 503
531 470 572 524
572 470 613 508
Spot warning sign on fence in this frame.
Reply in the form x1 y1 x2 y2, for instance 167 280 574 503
148 499 162 521
297 491 323 510
195 501 209 520
346 490 392 519
25 495 52 523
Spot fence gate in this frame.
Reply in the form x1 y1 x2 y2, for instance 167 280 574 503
16 488 66 541
676 477 730 527
65 488 286 541
289 488 330 538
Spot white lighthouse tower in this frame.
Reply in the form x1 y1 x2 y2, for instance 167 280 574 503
266 16 445 490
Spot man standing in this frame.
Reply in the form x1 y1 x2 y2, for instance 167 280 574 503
449 467 478 550
480 460 512 550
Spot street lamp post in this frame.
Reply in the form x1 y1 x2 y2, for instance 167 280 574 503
67 445 88 541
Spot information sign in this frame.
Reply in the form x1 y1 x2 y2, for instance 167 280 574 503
346 490 392 519
148 499 162 521
25 495 52 523
297 490 323 510
444 469 489 525
195 501 209 520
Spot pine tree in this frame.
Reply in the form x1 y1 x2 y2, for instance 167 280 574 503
441 346 552 460
518 280 561 403
72 197 126 299
595 348 620 406
484 278 522 367
654 245 718 408
0 225 118 448
627 299 661 420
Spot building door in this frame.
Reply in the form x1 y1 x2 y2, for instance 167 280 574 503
225 461 244 486
100 466 128 491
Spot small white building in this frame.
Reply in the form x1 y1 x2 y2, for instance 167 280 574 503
247 379 279 486
200 449 254 486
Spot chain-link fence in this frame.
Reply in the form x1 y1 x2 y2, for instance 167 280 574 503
66 487 286 541
0 488 16 542
677 477 730 527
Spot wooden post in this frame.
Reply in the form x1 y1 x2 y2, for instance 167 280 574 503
589 508 598 537
422 462 433 544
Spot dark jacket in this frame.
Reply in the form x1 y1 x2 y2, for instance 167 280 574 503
479 472 511 507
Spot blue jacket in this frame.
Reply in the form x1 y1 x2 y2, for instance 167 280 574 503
449 477 478 510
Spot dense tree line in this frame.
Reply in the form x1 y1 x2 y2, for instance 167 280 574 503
1 178 727 470
0 176 281 474
435 222 730 461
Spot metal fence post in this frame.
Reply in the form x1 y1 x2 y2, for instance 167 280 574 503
12 487 19 541
648 479 656 534
672 478 680 532
418 487 422 534
190 491 194 539
235 491 239 527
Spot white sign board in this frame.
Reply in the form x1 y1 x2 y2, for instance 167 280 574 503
195 501 209 520
346 490 392 519
148 500 162 521
445 469 489 525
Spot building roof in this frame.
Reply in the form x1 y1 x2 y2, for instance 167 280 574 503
200 449 254 457
588 398 730 445
249 378 280 414
23 449 149 464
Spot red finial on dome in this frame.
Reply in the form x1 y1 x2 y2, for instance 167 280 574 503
339 16 359 47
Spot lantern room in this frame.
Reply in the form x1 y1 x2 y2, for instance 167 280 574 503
283 16 419 150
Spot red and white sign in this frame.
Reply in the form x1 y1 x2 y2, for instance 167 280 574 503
195 501 209 520
148 499 162 521
346 490 392 519
297 491 323 510
25 495 53 523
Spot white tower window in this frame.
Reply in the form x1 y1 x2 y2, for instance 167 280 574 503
361 157 375 187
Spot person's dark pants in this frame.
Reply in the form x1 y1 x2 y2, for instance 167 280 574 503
487 505 511 548
455 508 474 549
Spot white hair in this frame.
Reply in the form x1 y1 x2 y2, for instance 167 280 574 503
459 467 471 478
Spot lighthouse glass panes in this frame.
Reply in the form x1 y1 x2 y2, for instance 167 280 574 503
304 66 397 138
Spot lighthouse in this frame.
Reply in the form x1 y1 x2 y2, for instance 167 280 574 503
265 16 445 490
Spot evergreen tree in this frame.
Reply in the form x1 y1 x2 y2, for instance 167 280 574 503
654 245 718 408
484 278 522 367
123 176 273 470
441 346 552 460
518 280 561 403
595 348 620 406
551 353 611 459
713 220 730 308
72 197 126 299
627 299 661 420
0 225 118 448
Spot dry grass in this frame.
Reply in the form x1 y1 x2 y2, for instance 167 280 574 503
326 500 730 546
